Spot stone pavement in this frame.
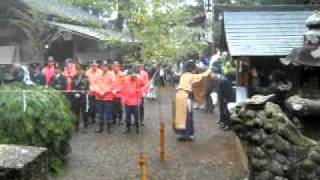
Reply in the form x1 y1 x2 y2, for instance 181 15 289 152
57 87 247 180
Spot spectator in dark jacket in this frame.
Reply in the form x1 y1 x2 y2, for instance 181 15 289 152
72 64 89 132
51 68 66 91
204 77 217 114
212 73 235 131
30 63 45 85
11 63 25 83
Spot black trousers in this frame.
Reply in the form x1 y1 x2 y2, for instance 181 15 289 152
205 92 214 113
125 105 139 130
139 98 144 124
67 93 89 128
79 94 89 128
159 76 165 86
65 93 79 118
88 95 97 120
219 95 230 127
96 100 113 124
112 97 123 121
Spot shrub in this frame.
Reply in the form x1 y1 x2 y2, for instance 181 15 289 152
0 83 75 175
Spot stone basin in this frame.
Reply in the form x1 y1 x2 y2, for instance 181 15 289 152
0 144 48 180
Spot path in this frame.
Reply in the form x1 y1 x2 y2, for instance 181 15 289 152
58 87 247 180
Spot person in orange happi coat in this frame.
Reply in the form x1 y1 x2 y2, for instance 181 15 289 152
112 61 125 124
62 59 78 127
62 58 77 92
122 69 145 133
42 56 57 87
94 61 115 133
85 61 103 124
135 63 149 126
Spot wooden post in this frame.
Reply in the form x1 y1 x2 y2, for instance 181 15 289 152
138 153 148 180
160 122 166 161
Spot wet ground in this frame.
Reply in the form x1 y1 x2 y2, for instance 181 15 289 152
57 87 247 180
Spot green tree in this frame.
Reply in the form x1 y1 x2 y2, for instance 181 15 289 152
219 0 313 5
0 0 48 52
63 0 116 16
0 84 75 175
125 0 208 61
62 0 208 62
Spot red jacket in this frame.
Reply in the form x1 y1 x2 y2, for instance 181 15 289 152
94 71 115 101
85 67 103 96
42 65 56 87
139 69 149 96
113 70 125 99
122 75 144 106
62 63 77 92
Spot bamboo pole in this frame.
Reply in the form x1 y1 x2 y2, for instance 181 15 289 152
160 122 166 161
138 153 148 180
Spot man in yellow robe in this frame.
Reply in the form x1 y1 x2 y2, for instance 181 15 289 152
192 72 210 109
173 60 213 140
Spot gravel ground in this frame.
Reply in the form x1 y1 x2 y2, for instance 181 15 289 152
57 87 247 180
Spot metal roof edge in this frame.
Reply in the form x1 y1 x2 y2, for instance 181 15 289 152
230 55 287 58
215 4 320 13
47 21 133 43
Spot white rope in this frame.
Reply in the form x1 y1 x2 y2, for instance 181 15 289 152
22 91 27 112
85 93 89 113
0 90 88 93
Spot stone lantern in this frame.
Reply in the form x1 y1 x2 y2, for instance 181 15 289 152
285 11 320 118
305 11 320 45
286 12 320 66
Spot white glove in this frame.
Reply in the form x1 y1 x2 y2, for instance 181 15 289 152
74 93 81 98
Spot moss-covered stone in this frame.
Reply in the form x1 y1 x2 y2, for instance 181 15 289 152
230 95 320 180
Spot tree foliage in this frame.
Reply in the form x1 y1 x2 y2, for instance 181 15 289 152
129 0 207 61
62 0 208 62
219 0 313 5
62 0 116 17
0 0 48 52
0 84 76 175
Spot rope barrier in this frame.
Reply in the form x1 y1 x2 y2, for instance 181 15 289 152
0 89 90 112
85 93 90 113
22 91 27 112
0 90 89 93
